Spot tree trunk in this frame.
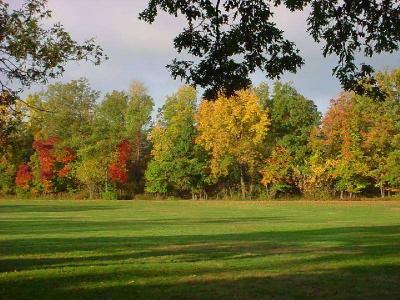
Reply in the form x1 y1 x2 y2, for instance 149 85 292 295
89 186 94 199
380 183 385 198
249 182 254 197
340 190 344 199
136 130 141 162
240 166 246 199
105 168 109 193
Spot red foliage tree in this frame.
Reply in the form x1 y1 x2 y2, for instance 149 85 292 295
57 147 76 177
15 164 32 190
108 164 128 183
117 140 131 165
33 137 76 192
33 136 59 183
108 140 132 184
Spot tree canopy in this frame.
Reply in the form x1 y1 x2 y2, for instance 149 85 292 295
146 86 208 198
1 69 400 200
140 0 399 99
0 0 106 142
196 89 270 197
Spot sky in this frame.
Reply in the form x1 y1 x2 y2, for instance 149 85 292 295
25 0 400 113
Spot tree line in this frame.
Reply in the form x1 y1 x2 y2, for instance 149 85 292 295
1 69 399 200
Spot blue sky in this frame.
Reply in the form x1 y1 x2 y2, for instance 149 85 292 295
27 0 400 113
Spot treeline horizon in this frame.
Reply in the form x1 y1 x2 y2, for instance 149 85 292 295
1 68 399 200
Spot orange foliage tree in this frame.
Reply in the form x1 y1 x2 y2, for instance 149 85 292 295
310 93 369 198
15 164 32 190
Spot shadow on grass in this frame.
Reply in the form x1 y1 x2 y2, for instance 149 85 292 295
0 204 121 213
1 224 400 299
1 200 400 300
0 216 290 235
0 262 399 299
1 224 399 256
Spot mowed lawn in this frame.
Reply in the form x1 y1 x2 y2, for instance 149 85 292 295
0 200 400 299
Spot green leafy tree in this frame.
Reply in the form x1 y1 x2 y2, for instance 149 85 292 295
78 82 154 197
146 86 209 198
125 82 154 192
386 150 400 194
87 90 129 158
0 156 15 195
126 82 154 161
29 78 99 148
256 81 321 194
262 82 320 162
77 90 128 197
0 0 106 107
355 69 400 196
0 101 33 194
0 0 106 143
25 79 100 195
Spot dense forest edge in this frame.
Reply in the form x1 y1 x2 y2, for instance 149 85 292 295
1 68 400 201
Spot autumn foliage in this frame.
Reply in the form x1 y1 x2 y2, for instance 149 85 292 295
108 139 132 184
196 89 270 197
15 164 32 190
32 136 76 192
33 137 58 179
196 89 270 177
58 147 76 177
2 69 400 199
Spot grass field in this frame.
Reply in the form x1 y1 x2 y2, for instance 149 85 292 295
0 200 400 299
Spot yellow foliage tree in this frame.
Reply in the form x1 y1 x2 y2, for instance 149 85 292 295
260 145 300 197
196 89 270 198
